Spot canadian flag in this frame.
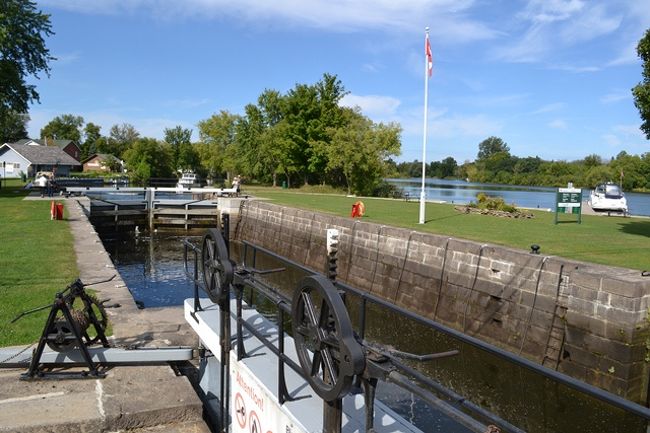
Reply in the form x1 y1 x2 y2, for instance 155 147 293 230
425 35 433 76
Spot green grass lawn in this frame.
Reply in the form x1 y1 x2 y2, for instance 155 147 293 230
0 179 79 347
244 186 650 271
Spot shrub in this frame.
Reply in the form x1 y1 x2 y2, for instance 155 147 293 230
372 180 402 198
470 193 518 213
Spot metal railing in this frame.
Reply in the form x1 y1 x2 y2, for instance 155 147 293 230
242 241 650 423
183 221 528 433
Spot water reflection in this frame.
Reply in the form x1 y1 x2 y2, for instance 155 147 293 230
388 178 650 216
99 230 201 308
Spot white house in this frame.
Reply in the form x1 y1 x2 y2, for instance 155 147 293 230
0 143 81 178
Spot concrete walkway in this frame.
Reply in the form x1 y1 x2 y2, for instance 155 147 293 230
0 198 210 432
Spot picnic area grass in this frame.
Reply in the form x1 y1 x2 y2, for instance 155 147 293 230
0 179 79 347
244 185 650 271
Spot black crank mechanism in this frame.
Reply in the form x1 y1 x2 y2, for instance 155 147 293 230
291 275 365 402
201 228 234 303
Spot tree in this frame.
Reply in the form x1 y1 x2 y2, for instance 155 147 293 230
0 110 29 143
326 108 401 195
108 123 140 157
81 122 101 160
281 83 320 185
0 1 53 134
176 143 200 171
40 114 84 143
633 29 650 139
513 156 542 174
439 157 458 178
477 136 510 160
122 138 173 184
197 110 239 180
164 125 192 170
582 154 602 168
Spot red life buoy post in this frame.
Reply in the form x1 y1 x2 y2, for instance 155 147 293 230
351 201 365 218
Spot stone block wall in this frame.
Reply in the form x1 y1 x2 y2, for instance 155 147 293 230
235 200 650 403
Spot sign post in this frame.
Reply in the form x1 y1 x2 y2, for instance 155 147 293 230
555 185 582 224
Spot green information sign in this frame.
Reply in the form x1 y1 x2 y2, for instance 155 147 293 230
555 187 582 224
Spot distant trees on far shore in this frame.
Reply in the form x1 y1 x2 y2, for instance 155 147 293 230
393 136 650 192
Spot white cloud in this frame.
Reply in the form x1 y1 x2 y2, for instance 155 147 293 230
558 4 621 43
461 93 529 108
531 102 565 115
428 114 502 138
519 0 585 24
600 92 630 104
613 124 644 137
53 52 81 65
362 63 380 73
548 64 600 73
602 133 621 146
495 1 623 64
601 124 647 149
607 40 641 67
40 0 498 43
340 94 401 117
548 119 567 129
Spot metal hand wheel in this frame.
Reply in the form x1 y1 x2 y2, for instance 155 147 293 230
46 319 78 352
292 275 365 402
201 228 233 303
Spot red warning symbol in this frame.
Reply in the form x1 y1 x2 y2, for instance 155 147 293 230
249 410 261 433
235 393 246 429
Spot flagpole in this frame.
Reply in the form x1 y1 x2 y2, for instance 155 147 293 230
419 27 430 224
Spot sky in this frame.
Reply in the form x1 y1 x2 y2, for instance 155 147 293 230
26 0 650 163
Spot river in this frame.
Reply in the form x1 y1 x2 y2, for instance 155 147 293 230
388 178 650 216
99 230 647 433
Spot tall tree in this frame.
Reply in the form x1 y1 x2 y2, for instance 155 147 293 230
122 138 173 184
633 28 650 139
438 156 458 178
0 110 29 143
0 1 54 136
282 83 320 184
164 125 192 170
108 123 140 157
40 114 84 143
197 110 239 180
477 136 510 160
326 108 401 195
81 122 102 160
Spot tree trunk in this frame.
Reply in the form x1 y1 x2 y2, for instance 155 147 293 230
272 172 277 187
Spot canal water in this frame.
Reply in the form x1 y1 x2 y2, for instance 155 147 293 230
99 230 647 433
388 178 650 216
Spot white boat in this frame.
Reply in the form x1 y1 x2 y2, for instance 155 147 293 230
589 182 628 214
176 171 200 189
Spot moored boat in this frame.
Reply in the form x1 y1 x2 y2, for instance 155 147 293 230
176 171 200 189
589 182 628 214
